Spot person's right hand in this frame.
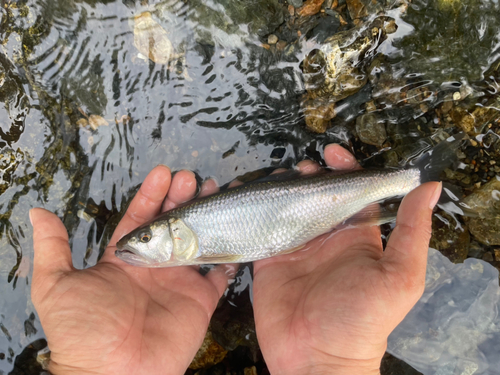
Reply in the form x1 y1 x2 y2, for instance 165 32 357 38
252 144 441 375
31 167 233 375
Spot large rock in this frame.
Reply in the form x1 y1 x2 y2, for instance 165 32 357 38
355 112 387 147
463 177 500 246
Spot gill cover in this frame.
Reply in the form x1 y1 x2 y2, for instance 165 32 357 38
168 218 199 261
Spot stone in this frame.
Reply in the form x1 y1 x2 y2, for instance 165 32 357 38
463 177 500 246
449 102 500 135
303 99 336 133
482 252 494 262
495 249 500 261
189 327 228 370
298 0 325 16
430 211 469 263
267 34 278 44
133 12 180 65
276 40 287 51
346 0 385 20
288 0 304 8
88 115 109 130
355 112 387 146
467 241 486 259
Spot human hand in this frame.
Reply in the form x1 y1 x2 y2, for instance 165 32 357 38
252 145 441 375
31 167 234 375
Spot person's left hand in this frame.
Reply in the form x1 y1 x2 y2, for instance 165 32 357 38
31 167 233 375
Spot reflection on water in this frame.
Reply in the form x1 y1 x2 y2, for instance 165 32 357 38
0 0 499 373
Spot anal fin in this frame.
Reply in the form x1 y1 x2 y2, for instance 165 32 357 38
195 254 244 264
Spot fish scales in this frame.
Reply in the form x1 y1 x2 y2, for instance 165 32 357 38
167 168 420 263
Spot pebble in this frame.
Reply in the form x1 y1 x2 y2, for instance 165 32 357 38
276 40 287 51
267 34 278 44
453 91 461 101
288 4 295 15
495 249 500 261
298 0 325 16
482 252 494 262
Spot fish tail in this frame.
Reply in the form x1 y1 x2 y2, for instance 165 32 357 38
408 132 466 183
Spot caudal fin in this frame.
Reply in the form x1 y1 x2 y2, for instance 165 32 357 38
409 132 466 183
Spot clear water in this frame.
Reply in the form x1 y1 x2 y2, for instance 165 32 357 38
0 0 499 373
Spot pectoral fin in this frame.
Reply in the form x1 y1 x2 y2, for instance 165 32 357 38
168 218 199 261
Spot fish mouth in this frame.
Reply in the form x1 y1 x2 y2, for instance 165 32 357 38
115 244 151 267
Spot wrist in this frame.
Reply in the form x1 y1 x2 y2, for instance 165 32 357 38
271 356 382 375
281 363 380 375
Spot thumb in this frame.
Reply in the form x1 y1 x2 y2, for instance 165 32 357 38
31 208 74 281
381 182 441 291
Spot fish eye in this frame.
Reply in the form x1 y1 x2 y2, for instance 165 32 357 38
138 229 152 243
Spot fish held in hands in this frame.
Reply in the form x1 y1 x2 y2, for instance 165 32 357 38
115 134 463 267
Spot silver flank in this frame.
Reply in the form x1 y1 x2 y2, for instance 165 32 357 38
170 168 421 263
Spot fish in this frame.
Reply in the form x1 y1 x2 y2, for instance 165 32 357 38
115 134 463 267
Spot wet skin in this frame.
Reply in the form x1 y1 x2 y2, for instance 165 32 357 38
31 144 440 375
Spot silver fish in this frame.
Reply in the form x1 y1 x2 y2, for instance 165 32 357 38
116 135 462 267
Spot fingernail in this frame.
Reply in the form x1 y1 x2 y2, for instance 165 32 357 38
29 209 34 226
429 182 442 210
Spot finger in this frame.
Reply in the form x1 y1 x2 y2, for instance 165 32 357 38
296 160 321 175
382 182 441 292
270 168 287 175
31 208 73 280
162 170 197 211
199 178 219 197
324 144 361 170
205 264 238 298
109 165 172 247
228 179 243 188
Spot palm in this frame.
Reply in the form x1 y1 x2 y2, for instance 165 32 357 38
253 145 438 375
32 167 230 375
253 226 391 373
34 262 219 374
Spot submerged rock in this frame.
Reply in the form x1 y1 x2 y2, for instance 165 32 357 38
346 0 385 20
133 12 181 65
298 0 325 17
190 327 228 370
301 16 397 132
463 177 500 246
355 112 386 146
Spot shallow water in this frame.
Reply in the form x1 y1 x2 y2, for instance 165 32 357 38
0 0 499 373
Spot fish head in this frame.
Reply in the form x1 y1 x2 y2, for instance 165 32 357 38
115 220 173 267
